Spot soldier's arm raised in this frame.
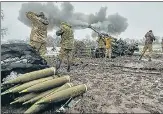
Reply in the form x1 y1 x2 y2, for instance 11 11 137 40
26 11 39 22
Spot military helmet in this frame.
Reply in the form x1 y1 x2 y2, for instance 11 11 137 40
61 22 68 25
38 12 45 17
61 22 71 27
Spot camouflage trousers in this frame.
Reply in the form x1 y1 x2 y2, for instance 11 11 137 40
58 48 73 64
30 40 47 59
142 44 153 59
98 48 105 58
105 48 112 58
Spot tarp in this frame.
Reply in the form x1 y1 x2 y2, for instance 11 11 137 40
1 43 49 78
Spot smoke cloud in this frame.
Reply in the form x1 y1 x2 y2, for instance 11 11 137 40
18 2 128 35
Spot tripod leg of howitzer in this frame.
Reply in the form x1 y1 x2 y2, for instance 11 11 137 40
139 48 147 60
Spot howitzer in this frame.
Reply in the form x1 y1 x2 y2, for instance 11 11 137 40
88 25 110 37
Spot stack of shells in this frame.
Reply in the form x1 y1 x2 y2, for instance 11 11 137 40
1 67 87 113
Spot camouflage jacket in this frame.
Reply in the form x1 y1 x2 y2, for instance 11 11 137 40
145 32 155 44
56 24 74 49
97 37 105 48
26 11 49 44
105 37 112 49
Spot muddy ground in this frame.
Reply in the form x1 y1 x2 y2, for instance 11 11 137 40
2 55 163 113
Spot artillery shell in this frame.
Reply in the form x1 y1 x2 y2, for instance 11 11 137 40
20 75 70 93
10 93 38 104
44 83 73 98
1 84 12 91
24 103 48 114
3 67 56 85
1 84 20 96
24 83 73 113
5 76 54 94
23 87 58 105
36 84 87 104
23 83 73 105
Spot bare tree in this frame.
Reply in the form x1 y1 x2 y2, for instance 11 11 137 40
1 10 8 38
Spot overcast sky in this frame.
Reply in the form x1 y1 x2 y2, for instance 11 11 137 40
1 2 163 41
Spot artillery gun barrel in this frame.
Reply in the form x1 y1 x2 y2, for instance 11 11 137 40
88 25 102 35
88 25 110 37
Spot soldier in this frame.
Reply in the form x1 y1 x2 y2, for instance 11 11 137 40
26 11 49 59
162 38 163 53
55 22 74 74
104 35 112 59
142 30 155 61
96 35 105 58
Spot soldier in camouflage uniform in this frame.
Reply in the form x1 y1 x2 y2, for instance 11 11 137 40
55 22 74 74
97 35 105 58
104 35 113 59
26 11 49 59
142 30 155 61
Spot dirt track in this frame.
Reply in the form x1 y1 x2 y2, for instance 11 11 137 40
2 55 163 113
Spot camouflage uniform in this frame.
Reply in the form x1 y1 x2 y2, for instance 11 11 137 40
26 11 49 59
97 36 105 58
55 22 74 73
105 37 112 58
142 30 155 61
